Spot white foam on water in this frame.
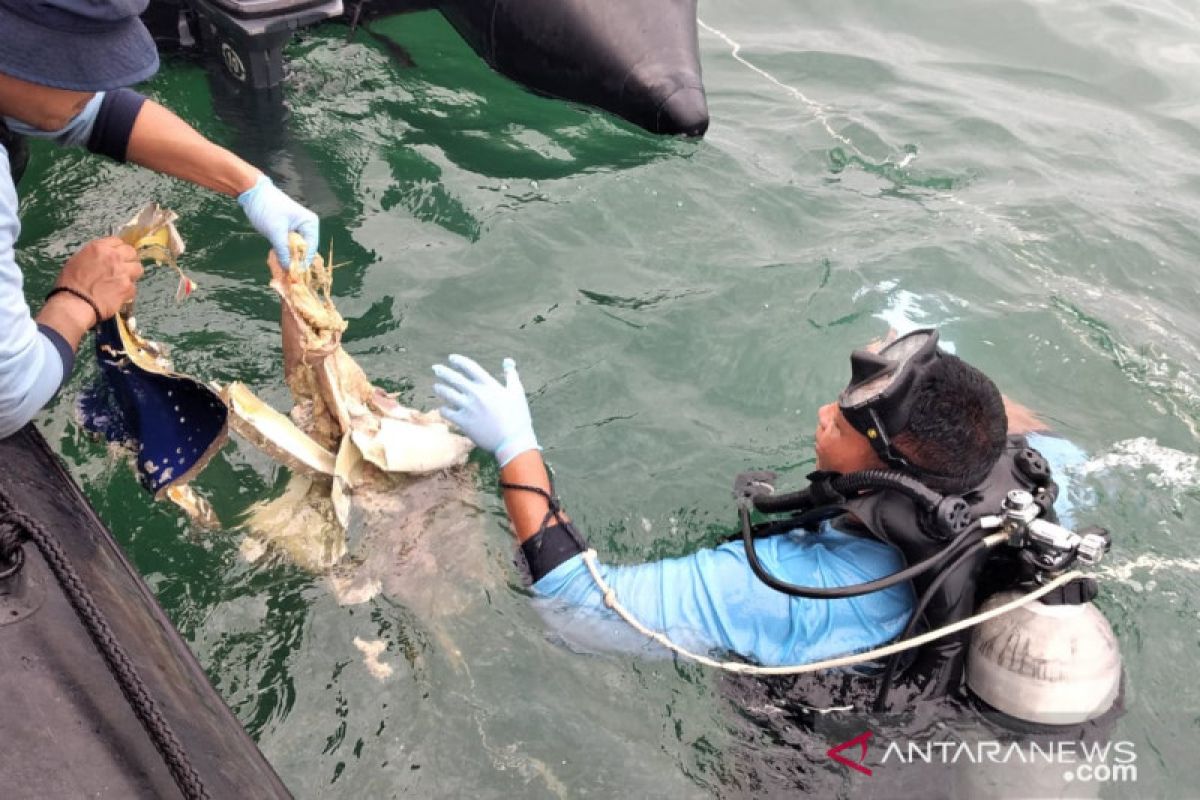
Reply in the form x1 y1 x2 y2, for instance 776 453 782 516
353 636 394 681
1077 437 1200 489
875 289 933 337
862 284 960 351
1072 439 1200 588
1099 554 1200 584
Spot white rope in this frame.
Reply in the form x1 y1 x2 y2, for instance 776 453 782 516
579 543 1086 676
696 18 874 159
696 17 1037 244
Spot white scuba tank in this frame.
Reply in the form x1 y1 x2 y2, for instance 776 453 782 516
967 590 1121 725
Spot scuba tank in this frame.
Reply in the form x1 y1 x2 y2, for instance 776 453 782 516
968 589 1121 726
733 435 1121 726
964 484 1121 726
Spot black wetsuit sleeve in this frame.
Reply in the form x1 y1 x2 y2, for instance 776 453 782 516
521 522 587 583
36 323 75 391
86 89 147 163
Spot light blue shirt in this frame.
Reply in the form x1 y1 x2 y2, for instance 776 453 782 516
535 524 914 666
531 432 1086 666
0 93 104 438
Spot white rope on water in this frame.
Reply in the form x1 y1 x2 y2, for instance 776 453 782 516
696 18 870 157
696 16 1039 243
580 536 1086 676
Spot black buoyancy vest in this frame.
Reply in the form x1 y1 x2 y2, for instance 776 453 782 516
833 435 1058 698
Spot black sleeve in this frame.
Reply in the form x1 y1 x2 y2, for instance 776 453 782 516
86 89 148 163
37 324 75 391
520 522 588 584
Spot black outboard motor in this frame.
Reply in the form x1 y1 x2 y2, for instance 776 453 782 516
145 0 344 90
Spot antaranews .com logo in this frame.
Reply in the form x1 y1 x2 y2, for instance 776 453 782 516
826 730 1138 785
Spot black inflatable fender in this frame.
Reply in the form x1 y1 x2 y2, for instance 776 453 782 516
438 0 709 135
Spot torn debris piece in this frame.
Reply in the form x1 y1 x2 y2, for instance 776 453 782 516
77 203 226 525
79 207 474 574
230 234 472 548
220 381 336 477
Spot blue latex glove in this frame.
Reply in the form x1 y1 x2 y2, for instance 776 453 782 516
432 355 540 467
237 174 319 270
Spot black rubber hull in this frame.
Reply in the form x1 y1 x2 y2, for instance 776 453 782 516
438 0 708 136
0 426 290 800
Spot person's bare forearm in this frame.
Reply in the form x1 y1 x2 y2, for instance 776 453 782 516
35 294 93 350
125 100 260 197
499 450 570 543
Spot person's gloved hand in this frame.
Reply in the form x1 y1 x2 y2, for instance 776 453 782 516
237 174 319 270
432 355 540 466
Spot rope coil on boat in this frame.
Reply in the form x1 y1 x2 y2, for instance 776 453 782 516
0 506 209 800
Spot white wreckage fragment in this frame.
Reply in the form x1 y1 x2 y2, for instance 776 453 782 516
220 381 336 477
226 234 472 537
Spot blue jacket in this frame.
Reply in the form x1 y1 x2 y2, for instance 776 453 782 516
531 432 1086 667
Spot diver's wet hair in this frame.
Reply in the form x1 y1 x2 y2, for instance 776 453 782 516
892 355 1007 494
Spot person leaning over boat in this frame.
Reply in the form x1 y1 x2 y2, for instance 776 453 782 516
430 333 1085 670
0 0 319 438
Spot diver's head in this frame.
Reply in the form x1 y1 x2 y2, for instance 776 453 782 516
828 329 1008 494
0 0 158 130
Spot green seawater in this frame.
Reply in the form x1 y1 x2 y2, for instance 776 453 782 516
15 4 1200 797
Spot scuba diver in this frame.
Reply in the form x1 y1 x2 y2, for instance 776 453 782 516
432 329 1120 726
0 0 319 439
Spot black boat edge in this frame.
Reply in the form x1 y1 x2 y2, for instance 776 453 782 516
0 424 292 800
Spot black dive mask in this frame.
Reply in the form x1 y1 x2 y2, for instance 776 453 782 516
838 328 942 474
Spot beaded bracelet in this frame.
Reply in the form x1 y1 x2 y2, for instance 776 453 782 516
45 286 102 329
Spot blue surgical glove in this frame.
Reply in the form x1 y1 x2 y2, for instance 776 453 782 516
237 174 319 270
432 355 540 467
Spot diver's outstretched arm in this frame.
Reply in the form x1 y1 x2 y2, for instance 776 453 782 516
428 354 918 666
431 354 563 543
498 450 569 544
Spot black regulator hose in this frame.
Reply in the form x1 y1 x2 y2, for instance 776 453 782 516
752 469 944 516
871 537 991 711
739 507 985 599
